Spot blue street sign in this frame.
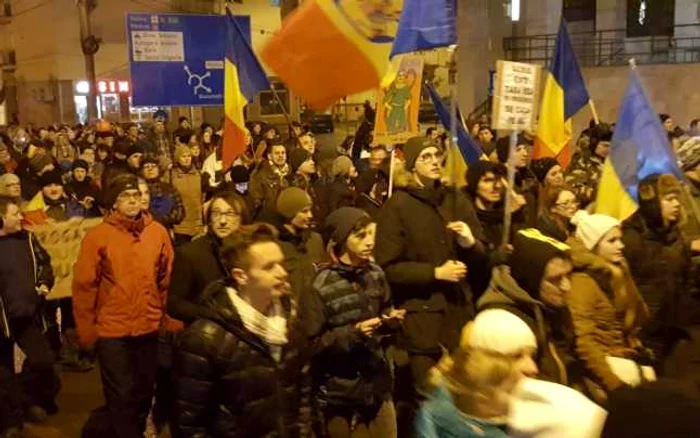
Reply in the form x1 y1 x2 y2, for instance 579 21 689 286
127 13 251 107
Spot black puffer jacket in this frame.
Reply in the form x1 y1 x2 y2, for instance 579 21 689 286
300 262 394 419
375 179 487 354
171 281 313 438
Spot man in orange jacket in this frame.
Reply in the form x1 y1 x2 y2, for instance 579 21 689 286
73 173 174 438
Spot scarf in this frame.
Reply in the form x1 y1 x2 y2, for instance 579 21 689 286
226 287 288 360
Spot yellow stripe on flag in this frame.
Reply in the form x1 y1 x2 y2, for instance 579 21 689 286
595 159 638 221
224 59 248 126
535 73 571 158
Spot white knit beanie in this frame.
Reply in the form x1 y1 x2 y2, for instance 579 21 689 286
571 210 621 251
469 309 538 355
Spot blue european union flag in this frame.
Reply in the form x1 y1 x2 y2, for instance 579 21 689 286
610 69 683 201
425 84 482 164
390 0 457 58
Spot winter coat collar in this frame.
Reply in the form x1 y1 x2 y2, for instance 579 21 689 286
200 279 294 359
478 265 544 311
104 211 152 236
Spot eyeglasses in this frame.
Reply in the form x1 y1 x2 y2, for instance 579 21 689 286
211 210 240 220
417 152 444 163
142 163 158 170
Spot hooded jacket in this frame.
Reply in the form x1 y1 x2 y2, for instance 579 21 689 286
300 261 394 419
375 174 488 353
622 210 694 352
72 211 174 348
566 238 650 397
171 281 312 438
477 266 579 386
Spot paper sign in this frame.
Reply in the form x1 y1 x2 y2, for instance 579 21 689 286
492 60 540 131
373 55 424 145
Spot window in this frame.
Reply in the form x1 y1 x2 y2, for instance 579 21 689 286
258 83 290 116
627 0 675 37
562 0 596 22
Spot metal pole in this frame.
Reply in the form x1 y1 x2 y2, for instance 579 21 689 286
77 0 98 122
502 131 518 247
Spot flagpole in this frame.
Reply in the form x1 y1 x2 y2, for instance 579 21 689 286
502 131 518 247
388 148 395 198
588 100 600 125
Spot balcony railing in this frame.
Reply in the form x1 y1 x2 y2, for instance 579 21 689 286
504 24 700 67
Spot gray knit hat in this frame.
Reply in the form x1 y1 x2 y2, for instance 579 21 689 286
403 136 436 170
324 207 370 246
276 187 312 219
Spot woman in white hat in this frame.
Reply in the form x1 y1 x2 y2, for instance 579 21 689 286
415 309 539 438
567 211 651 403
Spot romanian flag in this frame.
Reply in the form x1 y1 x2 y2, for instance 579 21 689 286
425 84 484 187
595 69 683 220
261 0 400 109
224 11 270 168
534 18 590 167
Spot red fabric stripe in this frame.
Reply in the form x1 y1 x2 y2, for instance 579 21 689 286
223 118 246 169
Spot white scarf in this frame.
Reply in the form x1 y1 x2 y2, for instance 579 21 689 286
226 287 288 360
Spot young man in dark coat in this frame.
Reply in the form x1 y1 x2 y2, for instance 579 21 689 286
477 228 582 387
274 187 326 299
374 136 487 427
167 191 251 325
622 174 700 377
0 196 58 435
171 223 313 437
301 208 404 437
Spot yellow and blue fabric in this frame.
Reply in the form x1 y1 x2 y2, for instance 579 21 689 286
595 69 683 220
390 0 457 58
534 18 590 166
425 83 483 187
224 11 270 168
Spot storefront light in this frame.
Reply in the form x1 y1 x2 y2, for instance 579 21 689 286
76 81 90 94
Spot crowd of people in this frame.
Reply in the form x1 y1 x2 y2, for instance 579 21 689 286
0 109 700 438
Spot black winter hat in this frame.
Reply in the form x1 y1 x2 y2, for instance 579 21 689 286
113 139 131 156
324 207 370 247
403 136 436 170
530 157 560 183
39 168 64 188
104 173 140 208
509 228 570 299
229 165 250 184
127 142 145 158
141 154 160 167
465 160 506 199
72 159 89 172
495 134 533 164
602 380 700 438
289 148 311 173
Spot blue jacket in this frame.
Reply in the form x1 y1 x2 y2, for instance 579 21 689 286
415 386 509 438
